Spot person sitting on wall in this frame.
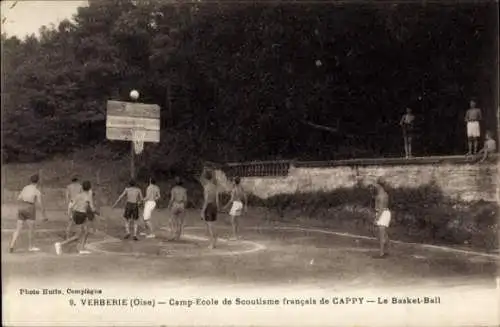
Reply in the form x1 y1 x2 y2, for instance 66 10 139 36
475 131 497 163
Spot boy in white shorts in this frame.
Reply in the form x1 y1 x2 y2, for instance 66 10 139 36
465 100 482 155
373 178 391 258
142 178 161 238
223 177 247 240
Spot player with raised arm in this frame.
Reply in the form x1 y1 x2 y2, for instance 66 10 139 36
112 180 143 240
168 177 188 240
65 177 82 239
9 174 47 253
55 181 97 255
200 169 219 249
223 177 247 240
142 178 161 239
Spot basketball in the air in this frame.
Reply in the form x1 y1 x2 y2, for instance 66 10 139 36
315 59 322 67
130 90 140 100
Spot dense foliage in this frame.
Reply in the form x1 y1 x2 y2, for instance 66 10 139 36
2 1 498 172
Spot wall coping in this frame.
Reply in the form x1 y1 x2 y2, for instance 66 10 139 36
207 154 499 169
294 154 499 168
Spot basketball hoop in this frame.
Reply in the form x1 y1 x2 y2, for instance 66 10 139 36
132 129 146 155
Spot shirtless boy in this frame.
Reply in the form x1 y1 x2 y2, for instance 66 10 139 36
372 178 391 258
168 177 187 240
476 131 497 163
113 180 143 240
200 169 219 249
223 177 247 240
400 108 415 158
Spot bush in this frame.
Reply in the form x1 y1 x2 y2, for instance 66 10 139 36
246 183 498 250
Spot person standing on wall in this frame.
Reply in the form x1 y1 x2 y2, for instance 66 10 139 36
399 108 415 159
465 99 482 155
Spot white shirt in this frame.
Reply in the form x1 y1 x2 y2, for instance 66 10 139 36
18 184 41 204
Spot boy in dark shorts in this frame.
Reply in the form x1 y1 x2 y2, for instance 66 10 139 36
223 177 247 240
9 174 47 253
168 177 187 240
55 181 96 255
112 180 143 240
200 169 219 249
399 108 415 158
65 177 82 239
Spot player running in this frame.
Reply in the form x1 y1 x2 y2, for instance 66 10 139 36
223 177 247 240
167 177 187 240
55 181 96 255
200 169 219 249
372 178 391 258
112 180 143 240
8 174 47 253
465 100 482 155
65 177 82 239
142 178 161 238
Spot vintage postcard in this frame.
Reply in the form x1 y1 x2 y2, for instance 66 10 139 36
1 0 499 326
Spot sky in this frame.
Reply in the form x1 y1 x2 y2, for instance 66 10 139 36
1 0 88 38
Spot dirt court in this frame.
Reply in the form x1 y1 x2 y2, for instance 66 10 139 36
2 203 498 288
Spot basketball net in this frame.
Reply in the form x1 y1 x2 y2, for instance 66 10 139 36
132 129 146 155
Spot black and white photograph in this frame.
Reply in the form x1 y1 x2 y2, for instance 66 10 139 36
1 0 499 326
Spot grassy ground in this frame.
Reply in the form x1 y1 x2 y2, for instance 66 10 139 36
2 154 498 327
3 204 498 327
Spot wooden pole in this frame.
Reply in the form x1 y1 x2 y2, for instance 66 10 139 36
130 141 135 180
130 97 138 180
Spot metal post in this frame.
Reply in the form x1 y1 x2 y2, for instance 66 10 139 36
130 141 135 179
130 96 138 180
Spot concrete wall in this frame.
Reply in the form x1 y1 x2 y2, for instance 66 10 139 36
214 160 499 202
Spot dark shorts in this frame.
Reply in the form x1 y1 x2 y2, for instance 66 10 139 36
402 124 414 138
73 211 88 225
203 203 217 222
124 202 139 220
18 202 35 221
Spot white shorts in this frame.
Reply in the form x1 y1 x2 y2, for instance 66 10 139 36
467 121 480 138
229 201 243 217
376 209 391 227
143 201 156 221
